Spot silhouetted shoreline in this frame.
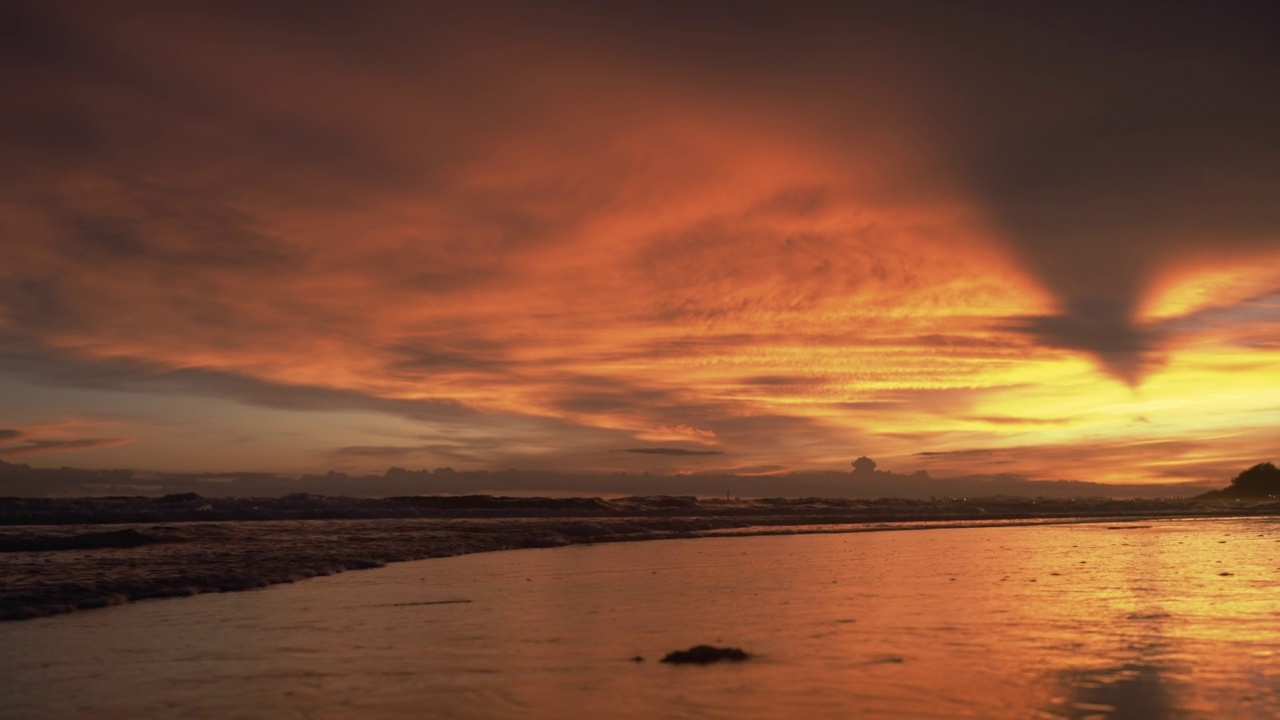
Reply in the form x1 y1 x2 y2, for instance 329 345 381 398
1 492 1264 526
4 493 1279 622
0 458 1222 502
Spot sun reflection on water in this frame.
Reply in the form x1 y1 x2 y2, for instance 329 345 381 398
4 518 1280 718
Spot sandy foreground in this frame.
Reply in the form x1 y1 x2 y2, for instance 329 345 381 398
3 494 1275 622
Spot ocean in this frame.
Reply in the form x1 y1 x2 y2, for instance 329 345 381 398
4 518 1279 718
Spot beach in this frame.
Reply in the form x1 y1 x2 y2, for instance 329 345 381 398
3 494 1273 622
6 516 1280 718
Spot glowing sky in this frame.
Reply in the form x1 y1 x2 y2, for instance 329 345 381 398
2 1 1278 486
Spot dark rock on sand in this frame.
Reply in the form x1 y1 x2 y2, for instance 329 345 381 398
661 645 750 664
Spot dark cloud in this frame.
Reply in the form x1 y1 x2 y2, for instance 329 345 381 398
0 278 83 334
1 0 1276 483
912 436 1269 487
0 437 131 457
583 336 769 365
828 401 900 412
0 344 476 424
330 438 510 467
0 456 1220 499
0 429 24 441
827 386 1025 420
331 446 421 459
555 386 686 414
581 1 1280 383
621 448 724 456
387 341 509 375
913 335 1017 350
723 464 790 476
963 416 1069 427
950 4 1280 382
750 186 832 218
1004 310 1165 386
738 375 821 387
0 3 68 64
7 1 1278 382
1158 289 1280 337
1005 288 1280 382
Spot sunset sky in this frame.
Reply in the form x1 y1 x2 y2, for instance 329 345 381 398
2 1 1278 487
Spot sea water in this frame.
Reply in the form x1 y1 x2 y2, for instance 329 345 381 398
4 518 1280 719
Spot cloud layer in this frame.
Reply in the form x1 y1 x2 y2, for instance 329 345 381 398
1 1 1277 484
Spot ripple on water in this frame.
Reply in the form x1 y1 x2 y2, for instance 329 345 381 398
2 518 1280 718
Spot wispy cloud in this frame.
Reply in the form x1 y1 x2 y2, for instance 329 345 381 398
0 2 1276 482
962 416 1071 427
620 448 725 456
0 437 132 458
0 421 133 458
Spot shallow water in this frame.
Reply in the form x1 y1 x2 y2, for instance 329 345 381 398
5 518 1280 718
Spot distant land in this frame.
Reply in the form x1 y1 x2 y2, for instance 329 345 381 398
0 457 1223 500
3 462 1276 621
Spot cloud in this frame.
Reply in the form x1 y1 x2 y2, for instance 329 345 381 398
0 346 476 423
0 1 1276 483
331 446 422 459
635 424 719 444
328 436 520 468
962 416 1070 427
913 434 1276 486
1005 311 1165 387
0 418 136 459
620 448 724 456
1003 288 1280 384
954 5 1280 383
0 437 132 458
720 464 790 477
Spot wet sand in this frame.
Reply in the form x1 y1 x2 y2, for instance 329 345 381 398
9 518 1280 718
3 494 1274 622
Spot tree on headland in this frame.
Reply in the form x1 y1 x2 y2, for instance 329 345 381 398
1227 462 1280 497
1200 462 1280 500
851 456 877 476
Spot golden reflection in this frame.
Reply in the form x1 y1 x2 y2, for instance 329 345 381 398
5 520 1280 717
1046 661 1177 720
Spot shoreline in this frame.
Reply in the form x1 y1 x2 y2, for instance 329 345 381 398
4 496 1277 623
1 492 1258 526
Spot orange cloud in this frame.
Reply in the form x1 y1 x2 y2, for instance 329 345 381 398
0 420 134 459
1 2 1277 486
